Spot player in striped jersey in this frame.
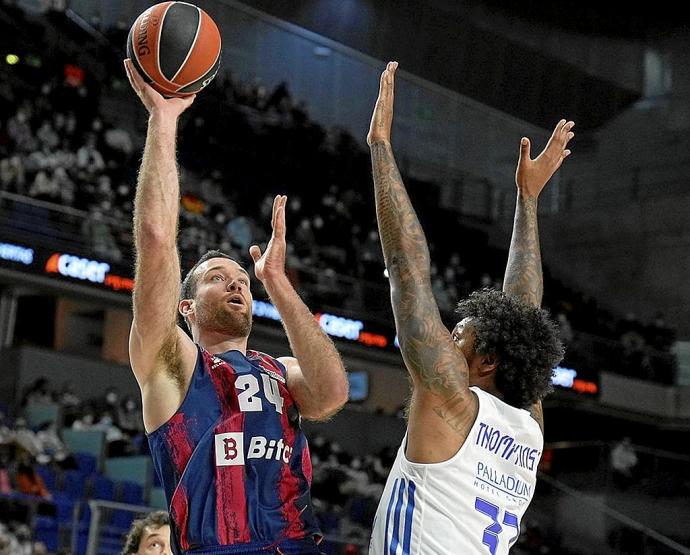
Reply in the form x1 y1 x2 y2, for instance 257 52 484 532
367 62 573 554
124 60 349 554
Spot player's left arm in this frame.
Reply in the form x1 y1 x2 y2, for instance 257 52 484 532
502 119 575 431
368 63 477 463
250 195 349 421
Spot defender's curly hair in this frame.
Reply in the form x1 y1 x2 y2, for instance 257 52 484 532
455 288 564 409
121 511 169 554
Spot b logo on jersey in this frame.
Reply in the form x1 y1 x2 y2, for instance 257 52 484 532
214 433 293 466
215 432 245 466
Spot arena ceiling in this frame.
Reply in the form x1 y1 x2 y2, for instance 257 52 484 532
239 0 688 130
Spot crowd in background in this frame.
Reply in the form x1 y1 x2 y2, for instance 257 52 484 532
0 4 685 552
1 376 595 555
0 1 678 387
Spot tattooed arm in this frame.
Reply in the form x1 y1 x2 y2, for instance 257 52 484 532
503 119 575 431
368 63 477 463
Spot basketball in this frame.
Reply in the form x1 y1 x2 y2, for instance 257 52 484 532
127 1 222 97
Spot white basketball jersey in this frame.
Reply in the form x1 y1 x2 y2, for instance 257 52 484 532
369 387 543 555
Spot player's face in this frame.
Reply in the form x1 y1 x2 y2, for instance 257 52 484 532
451 317 475 359
452 317 483 383
137 524 171 555
192 258 253 337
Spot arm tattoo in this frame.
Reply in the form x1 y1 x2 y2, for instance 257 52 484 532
371 143 470 430
503 195 543 307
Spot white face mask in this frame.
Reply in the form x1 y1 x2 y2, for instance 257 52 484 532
106 393 117 404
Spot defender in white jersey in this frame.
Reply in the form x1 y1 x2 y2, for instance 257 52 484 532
366 62 575 554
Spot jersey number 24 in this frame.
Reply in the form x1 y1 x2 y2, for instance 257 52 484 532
235 374 284 414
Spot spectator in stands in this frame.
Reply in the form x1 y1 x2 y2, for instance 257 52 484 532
12 418 43 458
34 421 75 468
117 395 144 437
610 436 638 490
20 378 53 408
14 453 51 500
76 133 105 177
7 109 33 151
82 207 123 262
0 454 11 495
646 312 676 352
122 511 171 555
57 380 81 408
0 154 26 193
94 386 120 416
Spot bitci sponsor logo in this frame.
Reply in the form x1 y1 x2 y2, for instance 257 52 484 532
214 433 293 466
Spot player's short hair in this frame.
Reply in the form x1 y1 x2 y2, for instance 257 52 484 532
455 288 564 409
180 250 238 301
121 511 169 555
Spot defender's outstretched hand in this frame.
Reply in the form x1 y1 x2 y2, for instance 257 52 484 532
367 61 398 146
124 59 195 118
250 195 288 284
516 119 575 198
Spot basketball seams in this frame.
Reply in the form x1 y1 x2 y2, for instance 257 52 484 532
176 31 222 90
156 2 173 85
170 5 202 84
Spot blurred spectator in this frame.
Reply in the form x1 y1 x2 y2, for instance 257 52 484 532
76 133 105 177
57 380 81 408
0 154 26 193
610 437 638 490
646 312 675 352
14 454 51 499
20 378 53 408
35 422 75 468
82 207 122 262
226 207 254 252
12 419 42 459
0 454 11 495
118 395 144 436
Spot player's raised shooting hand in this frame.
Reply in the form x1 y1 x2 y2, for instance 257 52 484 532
250 195 288 285
124 59 195 119
516 119 575 198
367 61 398 146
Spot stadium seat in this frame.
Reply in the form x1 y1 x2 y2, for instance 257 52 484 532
117 480 144 505
74 452 98 475
62 469 86 499
92 475 115 501
108 508 134 529
52 493 76 524
35 464 57 491
33 515 59 552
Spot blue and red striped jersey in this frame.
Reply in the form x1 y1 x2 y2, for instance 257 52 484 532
147 346 320 553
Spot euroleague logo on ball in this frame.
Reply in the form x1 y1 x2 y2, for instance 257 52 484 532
135 8 160 57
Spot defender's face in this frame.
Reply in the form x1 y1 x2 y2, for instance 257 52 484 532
189 258 253 337
452 317 482 385
452 317 475 360
136 524 171 554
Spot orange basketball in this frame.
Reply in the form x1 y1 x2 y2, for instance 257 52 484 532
127 1 222 97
